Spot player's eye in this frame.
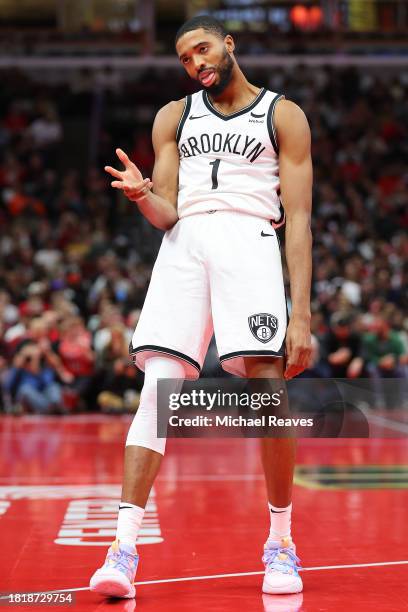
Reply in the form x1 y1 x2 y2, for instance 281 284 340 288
200 46 208 54
182 57 190 64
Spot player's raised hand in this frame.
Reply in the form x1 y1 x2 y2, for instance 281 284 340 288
105 148 153 202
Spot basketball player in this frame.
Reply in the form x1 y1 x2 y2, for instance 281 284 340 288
90 15 312 599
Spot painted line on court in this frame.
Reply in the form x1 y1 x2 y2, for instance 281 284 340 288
136 559 408 584
1 559 408 599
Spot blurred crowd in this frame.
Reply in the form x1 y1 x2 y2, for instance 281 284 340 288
0 63 406 414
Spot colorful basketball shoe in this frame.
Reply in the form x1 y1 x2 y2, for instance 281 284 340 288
90 540 139 598
262 536 303 594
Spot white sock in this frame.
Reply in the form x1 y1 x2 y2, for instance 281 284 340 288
116 502 145 551
268 501 292 541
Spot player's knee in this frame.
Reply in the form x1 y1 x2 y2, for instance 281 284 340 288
126 396 166 455
125 356 186 455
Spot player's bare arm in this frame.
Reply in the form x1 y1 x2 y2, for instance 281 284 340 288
275 99 313 380
105 99 184 231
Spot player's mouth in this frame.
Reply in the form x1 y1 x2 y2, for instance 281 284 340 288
199 69 216 87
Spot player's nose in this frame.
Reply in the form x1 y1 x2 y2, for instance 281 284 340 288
193 56 206 72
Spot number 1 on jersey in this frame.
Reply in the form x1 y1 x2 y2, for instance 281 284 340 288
209 159 221 190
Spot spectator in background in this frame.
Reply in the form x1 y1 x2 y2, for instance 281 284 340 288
0 320 7 385
326 313 364 378
95 322 142 413
25 316 73 380
4 340 64 414
0 290 19 329
129 132 154 178
390 309 408 368
362 316 406 408
362 317 405 378
300 333 330 378
3 288 49 356
27 107 62 151
53 316 95 409
2 101 29 136
91 302 124 343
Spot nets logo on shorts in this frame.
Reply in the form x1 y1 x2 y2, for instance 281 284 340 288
248 313 278 343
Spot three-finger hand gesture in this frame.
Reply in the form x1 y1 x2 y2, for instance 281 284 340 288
105 148 153 202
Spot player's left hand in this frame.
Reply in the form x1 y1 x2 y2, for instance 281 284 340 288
284 317 312 380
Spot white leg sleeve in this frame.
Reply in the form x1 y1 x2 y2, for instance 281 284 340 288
126 356 186 455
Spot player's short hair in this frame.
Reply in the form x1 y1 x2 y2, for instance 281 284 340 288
175 15 227 45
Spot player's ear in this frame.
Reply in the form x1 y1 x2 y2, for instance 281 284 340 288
224 34 235 54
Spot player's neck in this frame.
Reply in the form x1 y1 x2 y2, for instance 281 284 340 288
207 69 261 115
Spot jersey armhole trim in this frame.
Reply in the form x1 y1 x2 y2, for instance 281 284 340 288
176 95 192 144
267 94 285 155
271 190 285 229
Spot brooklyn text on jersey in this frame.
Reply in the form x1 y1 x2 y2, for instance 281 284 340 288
176 88 285 221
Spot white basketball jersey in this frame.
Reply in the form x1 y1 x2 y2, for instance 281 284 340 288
176 88 284 222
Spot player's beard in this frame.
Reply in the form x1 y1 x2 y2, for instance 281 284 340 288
206 48 234 96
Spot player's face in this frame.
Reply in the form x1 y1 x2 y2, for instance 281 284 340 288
176 29 235 95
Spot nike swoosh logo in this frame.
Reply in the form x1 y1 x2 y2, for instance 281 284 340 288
189 114 211 120
251 112 266 118
270 509 286 513
261 231 274 237
119 504 135 510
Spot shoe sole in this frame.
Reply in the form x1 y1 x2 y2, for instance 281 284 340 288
262 579 303 595
90 574 135 599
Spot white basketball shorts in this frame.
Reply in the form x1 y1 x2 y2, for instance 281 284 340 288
130 210 287 379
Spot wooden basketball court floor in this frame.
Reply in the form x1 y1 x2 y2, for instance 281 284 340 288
1 413 408 611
